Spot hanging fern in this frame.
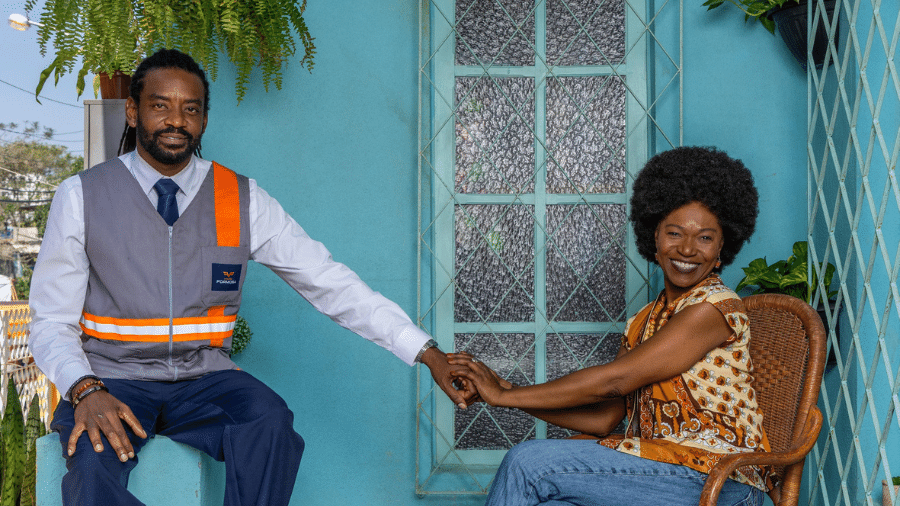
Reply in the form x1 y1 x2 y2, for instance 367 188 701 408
26 0 316 103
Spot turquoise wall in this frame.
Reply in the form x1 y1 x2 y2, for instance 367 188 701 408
683 5 809 289
197 1 809 504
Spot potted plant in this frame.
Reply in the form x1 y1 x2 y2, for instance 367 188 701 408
25 0 316 102
735 241 837 303
885 477 900 506
230 315 253 356
702 0 801 33
736 240 841 368
703 0 838 70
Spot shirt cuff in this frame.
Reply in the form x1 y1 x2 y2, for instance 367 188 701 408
393 326 432 366
57 365 97 402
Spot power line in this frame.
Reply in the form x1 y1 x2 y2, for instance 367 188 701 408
0 165 59 190
0 199 52 204
0 78 83 109
0 187 56 194
0 127 83 143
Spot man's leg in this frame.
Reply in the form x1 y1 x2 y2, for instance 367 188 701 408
158 370 304 506
485 439 764 506
50 379 160 506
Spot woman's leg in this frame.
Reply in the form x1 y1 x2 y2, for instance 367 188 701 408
485 439 764 506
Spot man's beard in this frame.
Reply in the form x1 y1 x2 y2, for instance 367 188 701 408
136 118 202 166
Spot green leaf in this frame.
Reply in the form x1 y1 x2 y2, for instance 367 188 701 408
759 15 776 34
230 315 253 356
779 269 807 287
76 66 90 99
20 396 43 506
736 257 771 292
34 55 66 103
792 240 808 260
1 378 25 506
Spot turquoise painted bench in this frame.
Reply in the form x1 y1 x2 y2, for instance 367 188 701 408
37 434 225 506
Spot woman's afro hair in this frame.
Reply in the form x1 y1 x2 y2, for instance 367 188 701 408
629 146 759 269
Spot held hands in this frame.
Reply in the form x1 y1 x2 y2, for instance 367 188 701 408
68 381 147 463
447 352 514 407
419 347 480 409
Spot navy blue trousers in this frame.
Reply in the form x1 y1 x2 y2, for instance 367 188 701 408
51 370 305 506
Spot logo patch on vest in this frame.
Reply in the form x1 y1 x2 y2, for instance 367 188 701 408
212 263 242 291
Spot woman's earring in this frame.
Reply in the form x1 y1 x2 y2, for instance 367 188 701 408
715 257 722 269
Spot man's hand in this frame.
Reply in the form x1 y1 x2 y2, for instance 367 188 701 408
420 347 478 409
69 381 147 462
446 353 512 407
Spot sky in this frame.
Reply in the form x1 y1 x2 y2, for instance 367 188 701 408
1 0 89 157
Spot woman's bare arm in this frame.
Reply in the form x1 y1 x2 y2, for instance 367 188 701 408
451 300 733 410
521 398 627 436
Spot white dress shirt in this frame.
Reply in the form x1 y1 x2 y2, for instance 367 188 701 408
29 152 430 398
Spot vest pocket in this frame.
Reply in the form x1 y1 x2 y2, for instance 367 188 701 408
201 245 250 307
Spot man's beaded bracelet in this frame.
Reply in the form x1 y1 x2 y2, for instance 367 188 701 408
71 381 108 407
72 379 102 398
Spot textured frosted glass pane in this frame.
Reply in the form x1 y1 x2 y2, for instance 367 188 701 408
455 205 535 322
454 333 535 449
546 333 620 382
546 205 626 321
455 0 535 66
546 333 622 438
547 0 625 65
456 77 536 194
546 76 626 194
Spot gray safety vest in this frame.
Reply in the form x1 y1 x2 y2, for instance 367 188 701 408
78 158 250 381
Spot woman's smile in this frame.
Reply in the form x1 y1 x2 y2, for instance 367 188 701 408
655 201 724 300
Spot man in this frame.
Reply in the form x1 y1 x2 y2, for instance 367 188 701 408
29 48 472 506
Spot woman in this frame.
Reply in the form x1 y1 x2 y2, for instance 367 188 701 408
449 146 773 506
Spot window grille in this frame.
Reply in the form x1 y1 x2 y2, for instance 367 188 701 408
415 0 683 495
806 1 900 505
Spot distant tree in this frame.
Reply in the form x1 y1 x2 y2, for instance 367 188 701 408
0 122 81 227
0 121 82 297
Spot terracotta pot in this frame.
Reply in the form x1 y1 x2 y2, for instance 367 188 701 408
98 71 132 100
885 479 900 506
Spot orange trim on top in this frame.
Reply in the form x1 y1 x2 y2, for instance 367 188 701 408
208 306 226 317
212 162 241 248
208 306 227 346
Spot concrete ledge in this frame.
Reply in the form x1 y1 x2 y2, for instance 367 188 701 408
37 433 225 506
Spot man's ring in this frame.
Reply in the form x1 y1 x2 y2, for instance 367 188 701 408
97 414 104 418
471 357 479 363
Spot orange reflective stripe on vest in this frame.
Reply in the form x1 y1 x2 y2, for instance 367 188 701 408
213 162 241 247
80 312 237 345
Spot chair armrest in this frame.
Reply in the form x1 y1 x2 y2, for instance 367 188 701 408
699 406 822 506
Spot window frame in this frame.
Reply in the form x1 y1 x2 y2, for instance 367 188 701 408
417 0 681 493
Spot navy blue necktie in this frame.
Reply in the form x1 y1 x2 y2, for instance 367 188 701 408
154 179 180 226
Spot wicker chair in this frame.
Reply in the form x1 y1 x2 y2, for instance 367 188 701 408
700 293 827 506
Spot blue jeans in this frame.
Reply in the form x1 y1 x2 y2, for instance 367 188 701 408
52 370 304 506
485 439 765 506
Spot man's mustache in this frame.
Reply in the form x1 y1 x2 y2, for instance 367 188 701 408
152 127 194 143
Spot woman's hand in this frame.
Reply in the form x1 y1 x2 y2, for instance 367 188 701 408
447 352 514 406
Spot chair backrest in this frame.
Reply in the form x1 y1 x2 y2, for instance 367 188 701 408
742 293 827 496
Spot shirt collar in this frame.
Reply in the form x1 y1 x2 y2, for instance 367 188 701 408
131 151 200 197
